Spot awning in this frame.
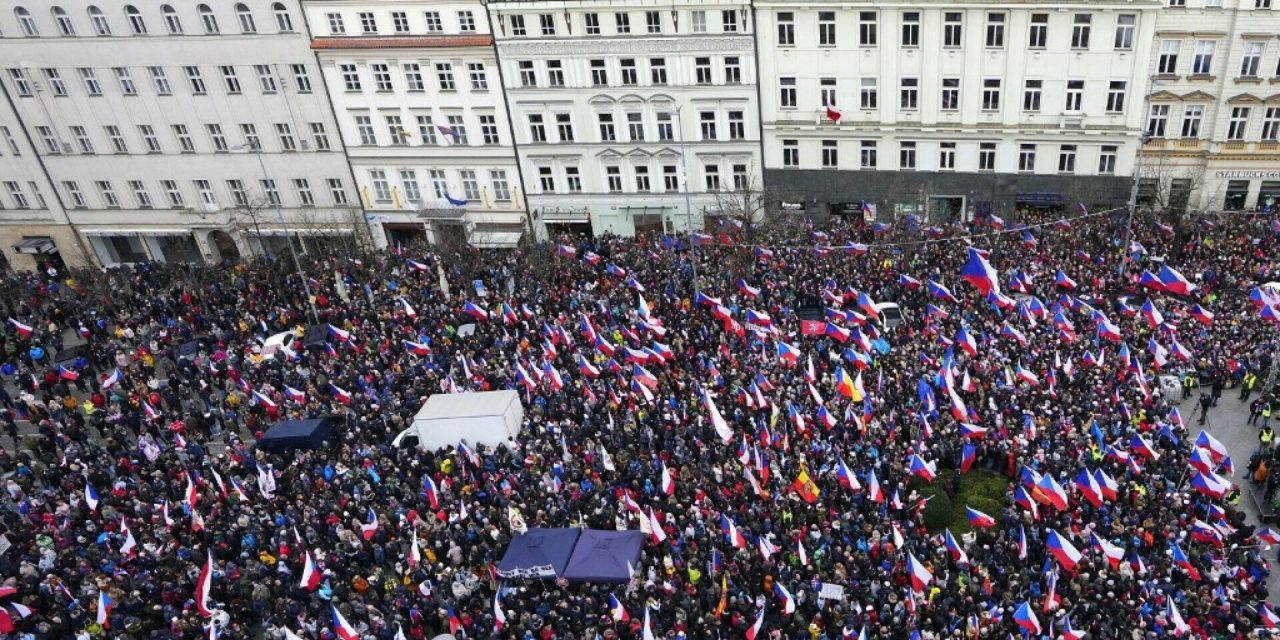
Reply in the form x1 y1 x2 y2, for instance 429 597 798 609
257 229 355 237
12 237 56 254
469 231 523 248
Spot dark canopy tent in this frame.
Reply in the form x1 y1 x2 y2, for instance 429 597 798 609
256 418 334 452
497 528 580 580
561 530 645 583
300 324 329 348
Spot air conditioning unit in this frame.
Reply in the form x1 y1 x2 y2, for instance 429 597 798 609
299 139 310 150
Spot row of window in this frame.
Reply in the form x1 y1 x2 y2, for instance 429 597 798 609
776 11 1136 51
338 61 487 94
6 63 313 99
350 111 499 147
1169 0 1273 8
9 3 292 38
24 120 330 157
532 160 751 195
777 140 1120 174
56 178 349 212
1147 104 1280 141
325 9 477 37
497 9 744 39
523 108 747 145
1156 39 1280 78
514 56 744 90
780 77 1129 115
365 168 511 204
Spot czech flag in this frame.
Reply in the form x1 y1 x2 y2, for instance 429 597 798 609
955 327 977 356
300 551 322 590
283 385 306 403
1191 471 1231 498
101 367 122 390
966 506 996 528
1158 264 1196 295
332 605 360 640
906 552 932 591
359 507 378 540
1195 430 1229 461
959 248 999 295
85 481 100 511
773 583 796 614
836 459 860 491
462 301 490 320
327 324 351 342
404 340 431 355
909 455 936 482
745 608 765 640
1090 533 1125 570
196 550 214 617
944 529 968 563
330 384 352 405
1189 304 1214 325
1261 604 1280 629
7 319 32 338
959 423 987 439
776 341 800 363
1045 529 1082 571
928 280 959 303
866 469 884 503
720 514 747 548
556 244 577 258
1055 270 1077 290
1013 602 1041 635
97 591 113 628
1255 527 1280 546
609 593 629 622
1170 543 1200 580
56 364 79 381
406 259 429 271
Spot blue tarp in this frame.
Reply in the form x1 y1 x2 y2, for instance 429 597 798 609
257 418 334 452
497 528 580 580
562 530 646 583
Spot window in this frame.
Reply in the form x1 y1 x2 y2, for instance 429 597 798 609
982 79 1001 110
236 3 256 33
820 78 837 106
1023 80 1042 111
941 78 959 111
722 10 738 32
643 11 660 33
1065 80 1084 111
352 115 376 145
96 181 119 207
861 140 879 169
606 166 623 192
691 10 706 33
206 124 227 151
819 11 836 46
327 179 348 205
423 11 442 33
728 111 745 140
274 122 297 150
1264 107 1280 140
899 141 916 169
902 12 919 46
777 12 794 46
944 13 962 47
403 63 424 91
393 171 420 204
703 164 720 190
725 57 741 84
426 170 445 200
900 77 918 109
185 66 206 94
71 126 93 153
479 114 499 144
635 166 651 192
1018 144 1036 171
227 179 247 206
325 11 345 34
1106 81 1127 113
859 11 877 46
657 112 674 141
939 142 955 169
517 61 536 87
596 113 613 141
273 3 292 31
700 111 717 140
122 4 146 33
79 69 103 96
782 139 798 167
145 67 170 95
615 12 630 34
458 11 476 32
620 59 638 86
1259 0 1273 7
509 15 525 36
172 124 194 152
193 180 215 208
1241 42 1263 77
731 164 748 190
53 7 75 35
663 165 678 191
986 13 1005 47
590 59 607 86
369 171 393 202
490 170 510 201
105 125 127 153
817 140 839 168
1228 106 1250 140
308 122 330 151
43 69 67 96
539 13 555 35
556 113 574 141
468 63 488 90
436 63 455 91
111 68 136 95
391 11 409 34
780 77 797 108
695 57 713 84
1114 15 1135 50
1169 0 1185 6
446 115 467 143
220 65 241 93
1158 40 1180 74
1192 41 1216 75
128 180 153 208
161 180 184 207
584 13 600 34
35 127 58 154
1029 14 1048 48
14 7 38 36
357 11 375 34
6 69 31 97
1147 104 1169 137
240 123 260 149
1181 104 1203 137
0 127 17 155
159 5 181 34
199 5 219 34
257 65 278 93
5 183 28 209
565 166 582 192
627 112 644 141
548 61 565 86
1058 145 1077 173
367 64 391 92
64 181 87 208
89 6 111 35
416 115 437 144
537 166 555 192
1099 146 1117 174
860 78 877 109
1071 14 1091 49
260 179 280 206
979 142 996 171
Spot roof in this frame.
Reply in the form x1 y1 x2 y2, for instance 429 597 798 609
311 35 493 50
417 390 519 420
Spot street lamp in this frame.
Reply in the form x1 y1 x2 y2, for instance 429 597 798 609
673 104 697 286
1118 75 1158 278
233 144 319 323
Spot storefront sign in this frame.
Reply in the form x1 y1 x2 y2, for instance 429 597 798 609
1216 171 1280 179
780 201 805 211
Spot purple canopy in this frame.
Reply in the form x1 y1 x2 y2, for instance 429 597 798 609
561 530 646 583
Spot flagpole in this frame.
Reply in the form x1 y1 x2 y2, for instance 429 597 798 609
675 105 698 289
1119 75 1156 278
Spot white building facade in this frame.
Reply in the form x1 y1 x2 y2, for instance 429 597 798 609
755 0 1160 222
487 0 762 238
304 0 527 248
1142 0 1280 212
0 0 363 270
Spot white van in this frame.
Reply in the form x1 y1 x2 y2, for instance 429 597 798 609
874 302 904 331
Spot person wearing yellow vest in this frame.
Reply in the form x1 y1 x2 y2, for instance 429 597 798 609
1240 372 1259 401
1260 424 1274 453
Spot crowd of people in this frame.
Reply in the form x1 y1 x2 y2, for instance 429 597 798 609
0 207 1278 640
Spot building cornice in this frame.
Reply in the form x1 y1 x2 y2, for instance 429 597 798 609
312 35 493 50
496 35 751 55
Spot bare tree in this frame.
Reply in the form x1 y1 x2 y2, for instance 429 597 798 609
231 196 273 258
1138 154 1214 222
